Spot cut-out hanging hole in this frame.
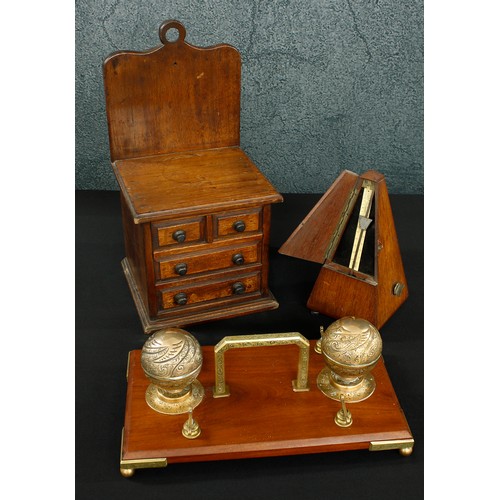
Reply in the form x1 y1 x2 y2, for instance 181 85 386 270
159 20 186 45
166 28 179 42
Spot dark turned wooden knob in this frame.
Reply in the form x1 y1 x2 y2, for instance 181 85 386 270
232 253 244 265
174 263 188 275
172 230 186 243
232 282 245 295
233 220 246 232
174 292 188 305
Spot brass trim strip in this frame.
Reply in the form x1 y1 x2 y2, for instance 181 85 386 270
126 351 131 382
120 427 168 470
213 332 310 398
120 457 168 470
369 438 415 452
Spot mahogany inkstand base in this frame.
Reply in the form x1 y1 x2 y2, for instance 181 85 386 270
120 343 414 477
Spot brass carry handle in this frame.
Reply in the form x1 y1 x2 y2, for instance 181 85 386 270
212 332 310 398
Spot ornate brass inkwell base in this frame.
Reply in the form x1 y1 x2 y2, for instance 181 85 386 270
317 317 382 403
144 381 204 415
141 328 205 415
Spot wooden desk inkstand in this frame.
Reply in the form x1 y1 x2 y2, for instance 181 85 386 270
120 323 414 477
279 169 408 329
103 20 283 333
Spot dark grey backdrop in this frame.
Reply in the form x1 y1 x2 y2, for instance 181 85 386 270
76 0 423 194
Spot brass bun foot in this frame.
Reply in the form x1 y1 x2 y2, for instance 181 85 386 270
120 467 135 478
317 367 375 403
145 379 204 415
399 446 414 456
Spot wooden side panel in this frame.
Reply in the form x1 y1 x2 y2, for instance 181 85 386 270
120 193 149 310
307 264 377 323
278 170 359 264
373 177 409 327
260 205 272 294
103 25 241 162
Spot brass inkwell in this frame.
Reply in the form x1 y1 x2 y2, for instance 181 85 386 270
141 327 205 415
317 316 382 403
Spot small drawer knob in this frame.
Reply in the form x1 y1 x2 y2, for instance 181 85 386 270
232 282 245 295
232 253 245 265
174 292 188 305
233 220 246 232
172 230 186 243
174 263 188 276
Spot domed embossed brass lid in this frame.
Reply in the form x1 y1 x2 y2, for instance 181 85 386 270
317 317 382 403
141 327 204 415
321 317 382 367
141 327 203 382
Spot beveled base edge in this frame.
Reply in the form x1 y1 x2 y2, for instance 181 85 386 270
120 427 167 477
121 257 280 334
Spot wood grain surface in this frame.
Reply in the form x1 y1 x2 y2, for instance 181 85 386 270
122 345 413 464
306 172 408 328
103 20 241 162
113 147 282 223
278 170 359 264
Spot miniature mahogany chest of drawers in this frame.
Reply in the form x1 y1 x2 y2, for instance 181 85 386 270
103 20 283 332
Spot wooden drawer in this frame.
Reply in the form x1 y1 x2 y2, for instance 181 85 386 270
156 242 261 281
159 273 261 311
152 217 205 249
214 209 261 239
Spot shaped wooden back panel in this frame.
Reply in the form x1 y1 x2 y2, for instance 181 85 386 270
103 20 241 162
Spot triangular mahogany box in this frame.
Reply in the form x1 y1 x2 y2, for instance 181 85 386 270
279 170 408 329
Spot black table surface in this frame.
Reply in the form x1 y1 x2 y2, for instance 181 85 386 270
76 190 423 500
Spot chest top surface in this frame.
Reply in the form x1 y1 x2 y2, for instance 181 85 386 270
114 146 283 222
